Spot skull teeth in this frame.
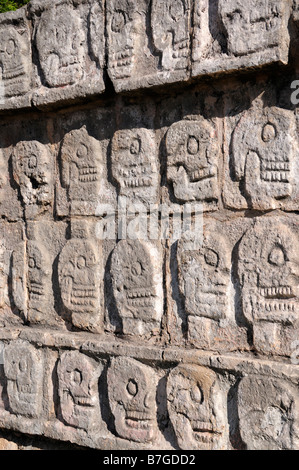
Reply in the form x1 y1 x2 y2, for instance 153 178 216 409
123 178 152 188
260 286 294 298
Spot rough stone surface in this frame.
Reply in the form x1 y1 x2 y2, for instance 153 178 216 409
1 0 299 452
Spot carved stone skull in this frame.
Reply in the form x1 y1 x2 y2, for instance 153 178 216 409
60 126 102 206
167 364 225 450
238 376 299 450
110 240 163 335
179 231 230 321
0 26 29 97
238 217 299 325
12 140 53 213
3 341 42 418
57 351 102 430
35 3 85 88
151 0 191 70
232 107 296 209
111 128 159 204
107 0 136 80
27 240 51 318
107 357 158 443
166 119 219 203
218 0 287 56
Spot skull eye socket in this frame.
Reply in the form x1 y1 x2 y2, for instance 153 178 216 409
169 0 185 21
71 369 82 385
19 358 27 373
111 10 126 33
28 257 36 269
262 123 277 143
204 249 219 268
131 261 143 277
77 256 86 270
268 245 286 267
28 155 37 170
127 379 138 397
130 138 141 155
76 143 88 159
187 135 199 155
190 383 203 404
6 38 16 56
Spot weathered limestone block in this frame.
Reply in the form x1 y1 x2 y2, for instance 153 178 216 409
110 240 163 337
57 351 104 431
0 149 22 221
223 104 299 211
58 220 103 333
111 128 160 206
0 222 24 326
166 117 220 210
0 8 31 111
30 0 105 108
238 375 299 450
167 364 227 450
177 223 248 352
3 341 43 419
192 0 291 78
11 221 67 328
107 357 158 443
238 215 299 357
58 126 104 217
12 140 54 220
106 0 191 92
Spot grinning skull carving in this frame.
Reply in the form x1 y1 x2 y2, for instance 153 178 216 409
57 351 102 431
0 26 30 98
3 341 42 418
166 119 219 203
27 240 51 322
58 230 101 331
110 240 163 336
111 128 159 204
167 364 225 450
238 376 299 450
12 140 53 217
60 126 103 210
232 107 296 209
218 0 287 56
179 231 230 322
151 0 191 71
107 357 158 443
238 217 299 326
107 0 136 80
35 3 85 88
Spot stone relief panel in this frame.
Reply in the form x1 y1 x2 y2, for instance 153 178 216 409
238 216 299 356
167 364 227 450
238 375 299 450
166 117 220 209
0 8 31 111
192 0 291 78
11 221 67 329
30 0 105 108
177 223 248 352
106 0 191 93
59 126 103 216
0 148 22 221
3 341 43 418
107 357 158 443
57 351 104 431
151 0 191 73
110 240 163 337
12 140 54 220
223 105 299 211
58 220 103 333
111 128 159 206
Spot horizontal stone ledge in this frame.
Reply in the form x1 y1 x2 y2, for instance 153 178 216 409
0 0 297 111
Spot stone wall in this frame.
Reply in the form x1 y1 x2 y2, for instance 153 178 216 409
0 0 299 451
